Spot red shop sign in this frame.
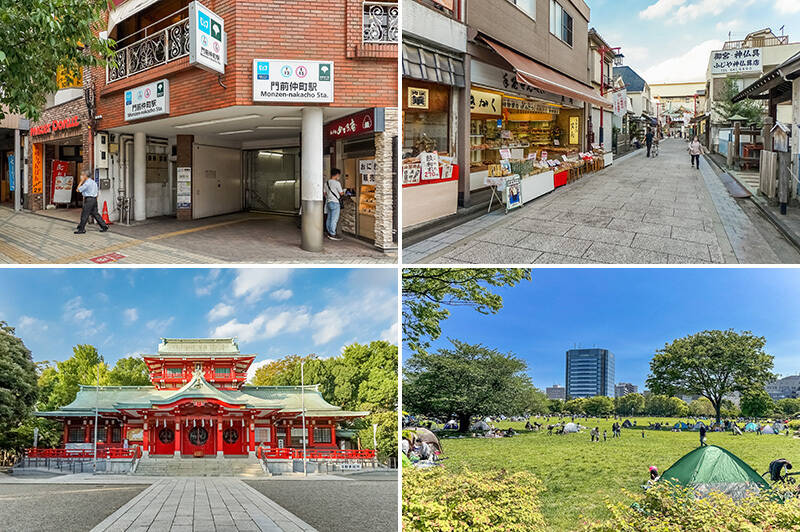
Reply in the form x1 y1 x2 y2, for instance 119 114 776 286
325 108 385 141
30 115 81 136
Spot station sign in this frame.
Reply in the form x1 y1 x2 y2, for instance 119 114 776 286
189 1 225 74
252 59 334 103
124 79 169 121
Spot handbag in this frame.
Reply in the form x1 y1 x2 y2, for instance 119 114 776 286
328 181 345 207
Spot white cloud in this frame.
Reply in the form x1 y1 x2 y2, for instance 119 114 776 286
642 39 723 83
210 307 310 342
17 315 47 332
207 303 235 321
775 0 800 13
380 321 399 345
715 19 742 32
246 358 275 383
194 269 221 296
311 308 343 345
64 296 93 322
233 269 292 302
675 0 737 21
146 317 175 334
639 0 686 20
123 308 138 324
270 289 293 301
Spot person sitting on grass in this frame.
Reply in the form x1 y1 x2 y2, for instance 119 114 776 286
648 466 660 486
769 458 793 483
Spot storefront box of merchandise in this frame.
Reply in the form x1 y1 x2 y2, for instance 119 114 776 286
604 152 614 166
520 171 554 204
553 170 568 188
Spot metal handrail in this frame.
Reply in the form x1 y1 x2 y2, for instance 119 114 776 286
722 36 789 49
106 16 190 84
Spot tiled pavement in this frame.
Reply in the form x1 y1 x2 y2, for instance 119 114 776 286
405 138 796 264
0 209 393 264
91 478 317 532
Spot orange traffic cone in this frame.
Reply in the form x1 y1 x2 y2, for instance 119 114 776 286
102 201 112 225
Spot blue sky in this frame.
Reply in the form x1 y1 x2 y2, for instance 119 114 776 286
0 268 398 380
416 268 800 391
588 0 800 83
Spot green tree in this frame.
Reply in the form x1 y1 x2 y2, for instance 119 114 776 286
583 396 614 416
107 357 151 386
712 78 764 128
776 398 800 417
402 268 531 352
720 399 740 419
0 322 38 450
403 340 534 432
740 389 774 419
644 394 674 416
688 397 715 417
0 0 115 120
646 330 774 423
514 387 550 416
670 397 689 418
615 393 645 416
39 344 109 411
564 398 585 415
547 399 564 414
357 411 397 462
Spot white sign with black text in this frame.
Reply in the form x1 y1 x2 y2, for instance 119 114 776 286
189 1 225 74
124 79 169 121
253 59 334 103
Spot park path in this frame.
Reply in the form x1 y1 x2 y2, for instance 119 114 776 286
405 138 796 264
91 478 317 532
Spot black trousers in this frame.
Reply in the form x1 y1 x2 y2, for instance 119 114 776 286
646 142 652 157
691 154 700 167
77 196 107 231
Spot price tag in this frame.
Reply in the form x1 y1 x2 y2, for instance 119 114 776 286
499 148 512 160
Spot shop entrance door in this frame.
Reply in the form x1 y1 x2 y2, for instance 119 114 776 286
244 148 301 214
343 155 376 241
145 144 171 218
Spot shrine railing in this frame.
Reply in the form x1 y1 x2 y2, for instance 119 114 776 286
107 14 190 83
26 447 139 459
258 447 376 460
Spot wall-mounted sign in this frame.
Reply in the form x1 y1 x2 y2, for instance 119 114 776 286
470 89 502 116
503 97 559 115
177 167 192 208
7 154 14 192
32 143 43 194
30 115 80 136
359 160 376 185
252 59 334 102
189 1 225 74
124 79 169 121
569 116 580 145
408 87 429 109
710 48 763 75
326 108 385 141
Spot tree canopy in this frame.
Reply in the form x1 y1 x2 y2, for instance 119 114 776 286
402 268 531 353
0 0 115 120
404 340 539 431
712 78 764 128
647 330 774 423
740 389 774 419
0 322 38 449
615 393 645 416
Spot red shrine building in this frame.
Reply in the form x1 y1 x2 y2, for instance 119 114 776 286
37 338 370 458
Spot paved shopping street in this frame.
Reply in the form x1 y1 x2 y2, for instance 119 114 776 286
404 138 800 264
0 210 394 264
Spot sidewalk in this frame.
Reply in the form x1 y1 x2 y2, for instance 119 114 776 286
91 478 317 532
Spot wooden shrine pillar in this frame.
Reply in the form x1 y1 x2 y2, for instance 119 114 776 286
174 416 181 458
142 418 149 457
63 422 69 445
248 415 256 456
84 421 91 443
216 416 223 458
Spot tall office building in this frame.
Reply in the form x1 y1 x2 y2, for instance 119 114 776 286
565 348 615 398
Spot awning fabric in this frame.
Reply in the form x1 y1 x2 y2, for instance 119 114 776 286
481 37 612 110
107 0 162 34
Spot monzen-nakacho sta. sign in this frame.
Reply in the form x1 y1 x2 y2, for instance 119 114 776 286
252 59 334 103
30 116 80 136
189 1 225 74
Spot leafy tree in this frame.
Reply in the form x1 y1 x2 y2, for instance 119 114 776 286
0 0 115 120
644 394 682 417
107 357 151 386
547 399 564 414
403 340 535 432
38 344 109 411
688 397 715 417
740 389 774 419
0 322 38 450
583 396 614 416
564 398 585 415
402 268 531 352
712 78 764 128
776 398 800 417
357 411 397 462
647 330 774 423
514 387 550 416
615 393 645 416
670 397 689 418
720 399 740 419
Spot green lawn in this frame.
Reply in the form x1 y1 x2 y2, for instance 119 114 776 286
434 417 800 531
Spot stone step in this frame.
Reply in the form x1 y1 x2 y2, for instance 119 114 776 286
132 457 266 477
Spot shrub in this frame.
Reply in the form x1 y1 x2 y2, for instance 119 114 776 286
787 420 800 431
581 482 800 531
403 467 546 531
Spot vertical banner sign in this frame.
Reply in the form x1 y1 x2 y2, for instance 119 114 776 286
7 154 14 192
189 1 225 74
177 167 192 208
32 143 43 195
569 116 580 145
51 160 73 204
359 160 376 185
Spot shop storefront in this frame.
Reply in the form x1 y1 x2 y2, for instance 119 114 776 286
401 38 465 229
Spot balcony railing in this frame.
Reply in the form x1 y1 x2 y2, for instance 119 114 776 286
722 35 789 50
363 2 398 43
107 17 190 83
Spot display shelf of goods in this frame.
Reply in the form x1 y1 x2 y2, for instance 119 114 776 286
359 185 376 216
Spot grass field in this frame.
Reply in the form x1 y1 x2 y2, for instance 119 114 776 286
433 417 800 531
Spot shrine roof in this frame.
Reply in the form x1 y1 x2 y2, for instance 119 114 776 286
143 338 247 357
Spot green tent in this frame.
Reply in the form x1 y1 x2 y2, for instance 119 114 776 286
659 445 770 500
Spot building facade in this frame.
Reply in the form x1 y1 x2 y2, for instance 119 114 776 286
38 338 369 458
587 28 615 154
0 111 28 212
546 384 566 401
766 375 800 401
23 0 399 252
614 382 637 398
565 348 614 398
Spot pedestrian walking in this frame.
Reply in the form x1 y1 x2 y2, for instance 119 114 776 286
603 430 607 442
325 168 344 241
74 172 109 234
699 425 707 447
645 128 654 158
689 135 702 169
641 430 645 438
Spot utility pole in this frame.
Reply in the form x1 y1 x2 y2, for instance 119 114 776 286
301 360 307 477
93 365 99 475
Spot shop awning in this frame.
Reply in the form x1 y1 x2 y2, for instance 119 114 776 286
480 36 612 110
732 50 800 104
107 0 162 34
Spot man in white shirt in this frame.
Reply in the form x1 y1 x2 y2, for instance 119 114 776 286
74 172 109 234
325 168 343 240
